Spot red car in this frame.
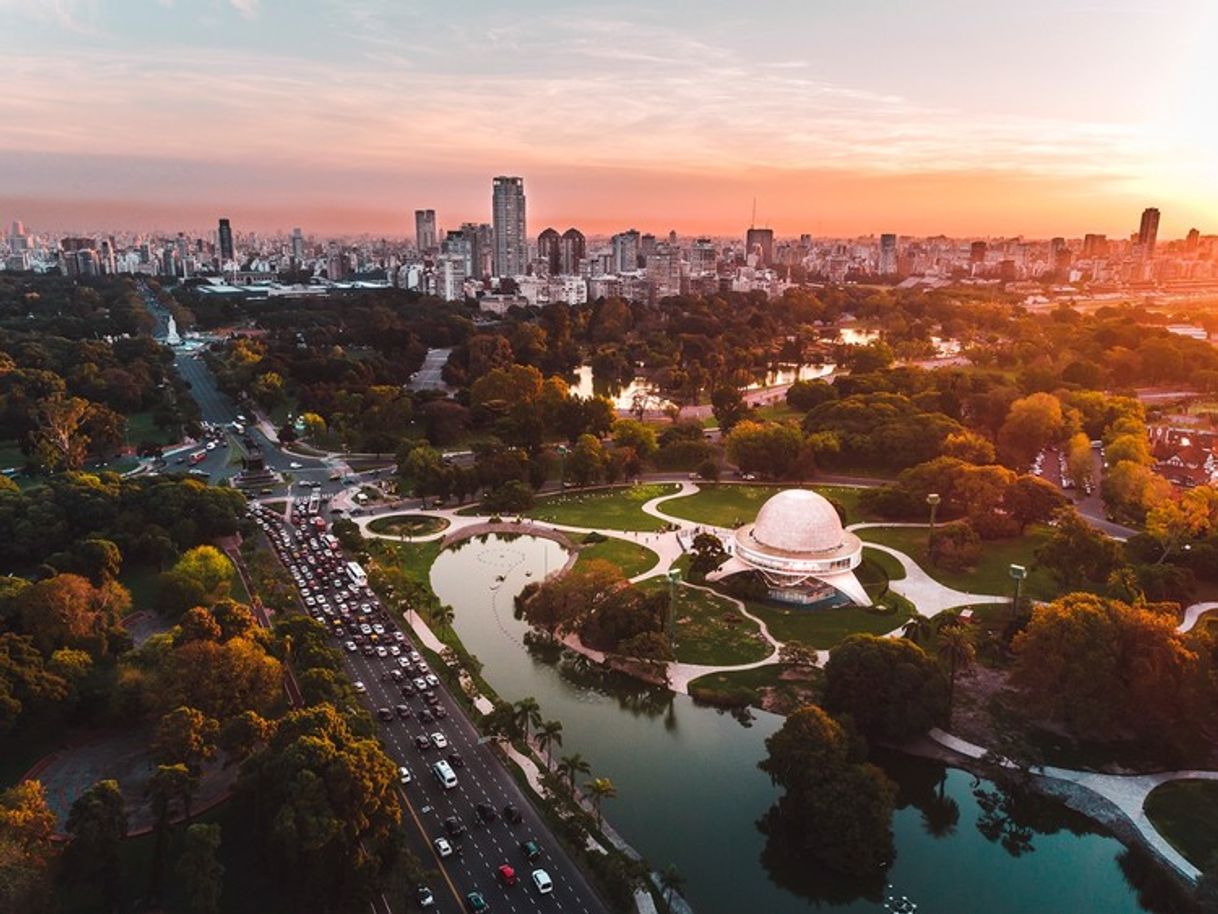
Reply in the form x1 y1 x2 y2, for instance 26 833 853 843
496 864 518 887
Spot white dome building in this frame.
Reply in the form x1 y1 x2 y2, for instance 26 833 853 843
727 489 867 606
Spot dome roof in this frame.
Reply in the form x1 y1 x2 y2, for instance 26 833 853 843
750 489 844 554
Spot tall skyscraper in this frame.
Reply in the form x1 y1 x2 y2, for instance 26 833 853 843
415 209 437 252
217 218 234 263
435 253 467 301
646 242 682 301
1082 234 1108 258
745 227 774 266
537 228 561 275
560 228 585 275
690 237 717 275
291 227 305 263
442 230 474 276
969 241 988 263
1138 207 1160 256
492 176 527 277
878 233 898 275
612 229 640 273
459 222 492 279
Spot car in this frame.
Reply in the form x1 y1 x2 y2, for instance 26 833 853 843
503 804 523 824
389 645 401 656
531 869 553 895
446 751 464 768
475 803 498 824
416 708 434 724
413 677 428 690
430 732 448 749
443 816 466 838
398 766 412 785
372 623 385 635
520 839 541 862
433 706 448 720
424 674 439 688
362 645 375 657
399 683 415 697
377 707 393 722
344 640 357 652
390 669 403 682
375 646 388 658
289 461 303 469
353 681 366 694
496 864 518 887
416 885 435 908
433 837 453 858
465 892 489 914
415 735 432 750
395 704 411 719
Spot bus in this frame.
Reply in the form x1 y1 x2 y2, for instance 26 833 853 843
345 561 367 587
188 451 207 465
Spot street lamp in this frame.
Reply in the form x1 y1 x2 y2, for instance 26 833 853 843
1009 563 1027 615
666 568 682 651
926 492 941 552
556 444 569 491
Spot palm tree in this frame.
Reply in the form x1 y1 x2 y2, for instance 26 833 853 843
936 627 975 725
512 697 543 741
585 777 617 829
431 603 455 635
902 615 934 644
557 753 591 795
660 864 686 908
536 720 563 766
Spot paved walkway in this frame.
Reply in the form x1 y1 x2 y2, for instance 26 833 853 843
928 727 1218 881
1178 601 1218 633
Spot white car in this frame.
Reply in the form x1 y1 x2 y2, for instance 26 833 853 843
413 677 428 691
398 766 412 785
433 837 453 858
372 623 385 635
344 641 357 653
376 646 388 658
389 645 401 656
424 674 439 688
353 681 366 694
532 869 553 895
430 732 448 750
289 461 303 469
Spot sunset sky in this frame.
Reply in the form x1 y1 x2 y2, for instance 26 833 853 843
1 0 1215 238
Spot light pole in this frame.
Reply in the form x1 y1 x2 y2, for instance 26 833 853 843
1009 563 1027 616
666 568 681 652
926 492 941 555
556 444 569 491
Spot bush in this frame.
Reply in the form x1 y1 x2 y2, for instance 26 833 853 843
929 520 981 572
483 480 535 513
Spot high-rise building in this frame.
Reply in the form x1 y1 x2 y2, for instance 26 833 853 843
690 237 717 275
746 227 774 266
442 230 474 277
1186 228 1201 252
460 222 492 278
1138 207 1160 256
415 209 437 252
435 253 467 301
646 242 682 301
175 233 190 278
969 241 988 263
878 233 898 275
640 233 657 261
492 176 527 278
218 218 234 264
1082 233 1108 258
559 228 585 275
537 228 561 275
291 227 305 263
612 229 640 273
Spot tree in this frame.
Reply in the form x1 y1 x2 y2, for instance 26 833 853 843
146 763 194 899
154 706 219 775
0 780 58 914
536 719 564 766
687 532 728 580
611 419 658 460
585 777 617 828
512 697 543 742
823 635 948 742
997 392 1065 468
1064 432 1095 489
557 753 591 795
786 379 837 412
17 573 130 658
64 779 127 908
30 394 93 471
517 559 623 642
724 420 804 479
758 704 897 877
176 823 224 914
659 864 686 908
1034 509 1121 590
566 434 604 487
160 546 233 616
430 604 455 635
942 429 996 465
0 634 68 735
710 385 750 432
929 520 981 573
1003 474 1067 533
936 628 975 725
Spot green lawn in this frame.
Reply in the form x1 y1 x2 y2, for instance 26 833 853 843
125 409 174 447
522 483 679 532
862 546 906 582
856 524 1058 601
1144 780 1218 868
688 663 823 713
370 539 445 590
366 514 450 537
575 535 658 578
637 579 770 666
661 483 870 528
753 401 802 423
746 598 912 650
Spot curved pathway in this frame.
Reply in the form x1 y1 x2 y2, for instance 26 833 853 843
928 727 1218 881
1178 601 1218 633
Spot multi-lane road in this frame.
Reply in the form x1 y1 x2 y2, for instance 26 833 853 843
252 500 611 914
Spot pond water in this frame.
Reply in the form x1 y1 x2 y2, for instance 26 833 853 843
572 363 835 411
431 534 1157 914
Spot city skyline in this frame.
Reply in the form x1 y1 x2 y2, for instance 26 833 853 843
0 0 1215 237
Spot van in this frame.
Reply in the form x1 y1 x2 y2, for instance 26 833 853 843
431 760 458 790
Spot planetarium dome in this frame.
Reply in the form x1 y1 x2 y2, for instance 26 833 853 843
750 489 847 555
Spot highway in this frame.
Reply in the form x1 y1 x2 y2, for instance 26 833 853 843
252 501 611 914
408 348 453 392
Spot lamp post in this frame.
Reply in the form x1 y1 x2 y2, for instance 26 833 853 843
1009 563 1027 616
556 444 569 491
666 568 681 652
926 492 941 553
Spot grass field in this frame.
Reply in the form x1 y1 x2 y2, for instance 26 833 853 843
119 562 163 613
746 598 912 650
688 663 823 713
862 546 907 582
1144 779 1218 868
661 483 870 528
575 535 658 578
856 524 1057 601
637 578 770 666
522 483 679 532
125 409 174 446
366 514 450 537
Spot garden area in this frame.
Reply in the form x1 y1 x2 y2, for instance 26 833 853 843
366 513 450 538
522 483 679 532
661 483 869 528
1144 779 1218 869
575 535 658 579
856 524 1058 601
740 593 912 650
636 578 770 666
688 663 823 716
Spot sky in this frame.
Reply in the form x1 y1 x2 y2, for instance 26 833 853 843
0 0 1215 239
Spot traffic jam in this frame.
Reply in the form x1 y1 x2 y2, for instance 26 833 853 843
247 495 563 913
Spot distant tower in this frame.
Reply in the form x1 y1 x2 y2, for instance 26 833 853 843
492 177 527 278
217 218 234 264
537 227 561 275
415 209 437 252
745 227 774 266
560 228 585 275
1138 207 1160 256
878 233 898 275
291 227 305 263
